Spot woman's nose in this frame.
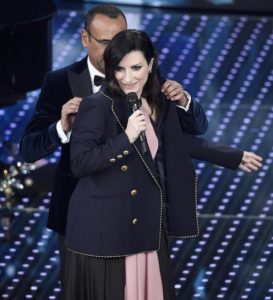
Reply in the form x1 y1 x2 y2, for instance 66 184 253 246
123 70 132 82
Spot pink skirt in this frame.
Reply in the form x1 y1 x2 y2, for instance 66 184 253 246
125 251 164 300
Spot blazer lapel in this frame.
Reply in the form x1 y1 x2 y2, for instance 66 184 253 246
68 58 93 98
114 96 160 183
155 93 169 134
112 94 131 129
100 87 160 183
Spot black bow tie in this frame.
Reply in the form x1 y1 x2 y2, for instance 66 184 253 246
94 75 104 86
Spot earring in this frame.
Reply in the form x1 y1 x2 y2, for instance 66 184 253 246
148 58 154 73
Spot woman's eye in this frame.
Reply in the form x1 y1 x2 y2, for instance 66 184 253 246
132 65 142 71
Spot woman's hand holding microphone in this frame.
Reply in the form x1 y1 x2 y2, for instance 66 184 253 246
125 109 146 143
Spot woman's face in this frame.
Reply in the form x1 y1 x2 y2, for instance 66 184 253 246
114 50 151 99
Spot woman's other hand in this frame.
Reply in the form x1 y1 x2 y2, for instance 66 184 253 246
239 151 263 172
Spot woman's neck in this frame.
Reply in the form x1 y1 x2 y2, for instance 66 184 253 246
141 97 157 122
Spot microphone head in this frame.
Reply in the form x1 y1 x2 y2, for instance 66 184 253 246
126 92 140 111
126 92 138 102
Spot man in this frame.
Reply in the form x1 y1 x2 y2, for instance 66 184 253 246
19 3 208 285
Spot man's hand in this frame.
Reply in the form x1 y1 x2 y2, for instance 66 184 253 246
239 151 263 172
61 97 82 133
161 80 188 107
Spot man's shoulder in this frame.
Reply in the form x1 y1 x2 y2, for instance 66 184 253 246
79 87 112 114
82 91 109 108
46 57 87 80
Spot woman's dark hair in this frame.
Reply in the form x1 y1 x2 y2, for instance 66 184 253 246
104 29 161 114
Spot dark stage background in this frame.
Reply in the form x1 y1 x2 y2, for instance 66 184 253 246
82 0 273 14
0 1 273 299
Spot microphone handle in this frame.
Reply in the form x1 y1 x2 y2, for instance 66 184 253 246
139 132 148 154
131 104 147 154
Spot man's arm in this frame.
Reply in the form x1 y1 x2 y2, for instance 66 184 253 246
19 73 62 162
19 72 82 163
161 79 208 135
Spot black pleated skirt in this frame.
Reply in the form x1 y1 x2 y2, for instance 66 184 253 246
64 231 176 300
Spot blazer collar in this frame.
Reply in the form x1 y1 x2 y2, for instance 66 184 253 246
67 57 93 98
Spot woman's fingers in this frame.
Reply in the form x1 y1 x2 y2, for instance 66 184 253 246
239 151 263 172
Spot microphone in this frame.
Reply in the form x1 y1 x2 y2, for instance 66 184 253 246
126 92 148 154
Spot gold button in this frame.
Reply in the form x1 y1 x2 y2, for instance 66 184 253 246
132 218 138 224
130 189 138 196
117 154 123 159
121 165 128 172
123 150 129 155
109 158 116 163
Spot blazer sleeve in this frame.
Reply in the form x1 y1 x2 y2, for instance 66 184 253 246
19 72 62 163
159 76 208 135
185 135 243 169
176 100 208 135
70 96 134 178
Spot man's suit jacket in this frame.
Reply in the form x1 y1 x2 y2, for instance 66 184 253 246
20 58 92 235
65 84 242 257
19 57 208 236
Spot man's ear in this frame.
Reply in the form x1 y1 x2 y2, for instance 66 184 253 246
81 29 89 48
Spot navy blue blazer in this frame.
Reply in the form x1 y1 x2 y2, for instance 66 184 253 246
65 84 242 257
19 57 208 236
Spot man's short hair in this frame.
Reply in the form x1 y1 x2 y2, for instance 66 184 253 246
84 4 127 30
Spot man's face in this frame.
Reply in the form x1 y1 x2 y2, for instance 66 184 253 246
81 14 127 73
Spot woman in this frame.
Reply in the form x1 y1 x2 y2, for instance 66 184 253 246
64 30 262 300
